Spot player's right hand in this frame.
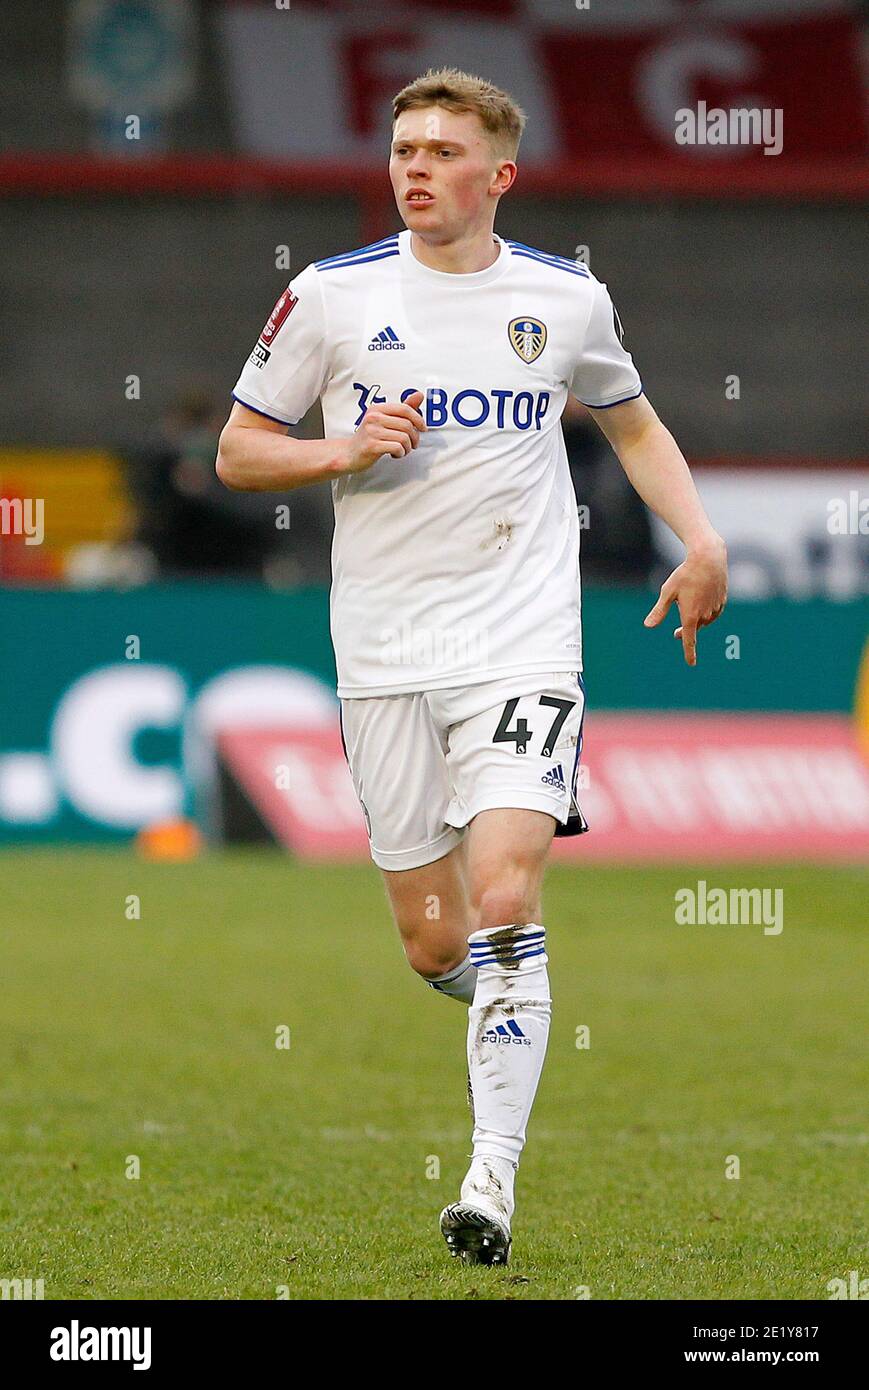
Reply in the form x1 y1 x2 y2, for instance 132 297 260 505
337 389 427 474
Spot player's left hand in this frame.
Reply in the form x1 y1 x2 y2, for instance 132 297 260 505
643 534 728 666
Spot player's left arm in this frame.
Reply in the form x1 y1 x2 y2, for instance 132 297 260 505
587 392 728 667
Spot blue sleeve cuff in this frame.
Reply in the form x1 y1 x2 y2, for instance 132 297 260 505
578 383 644 410
231 392 294 426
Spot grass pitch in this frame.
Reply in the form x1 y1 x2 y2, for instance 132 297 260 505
1 850 866 1300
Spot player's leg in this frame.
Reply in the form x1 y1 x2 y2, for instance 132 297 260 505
466 804 552 933
436 673 586 1264
379 835 476 1000
441 806 555 1263
339 690 475 999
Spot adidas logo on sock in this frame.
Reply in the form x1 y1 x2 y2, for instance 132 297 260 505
481 1020 532 1046
368 325 405 350
541 762 566 791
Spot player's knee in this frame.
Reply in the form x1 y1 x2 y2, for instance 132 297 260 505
402 936 467 981
472 882 538 934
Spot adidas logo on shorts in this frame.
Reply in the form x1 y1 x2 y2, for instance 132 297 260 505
541 762 566 791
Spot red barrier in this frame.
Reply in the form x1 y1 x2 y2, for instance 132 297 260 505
217 713 869 863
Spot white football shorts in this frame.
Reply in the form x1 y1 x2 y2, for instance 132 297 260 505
338 670 587 871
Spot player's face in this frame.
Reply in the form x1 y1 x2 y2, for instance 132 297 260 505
389 107 510 241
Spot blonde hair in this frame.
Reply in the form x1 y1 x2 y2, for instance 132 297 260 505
392 67 526 162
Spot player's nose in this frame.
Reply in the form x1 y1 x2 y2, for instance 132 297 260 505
405 156 432 178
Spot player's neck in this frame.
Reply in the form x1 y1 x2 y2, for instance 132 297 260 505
408 229 500 276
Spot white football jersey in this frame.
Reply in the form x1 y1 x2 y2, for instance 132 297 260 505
232 230 642 697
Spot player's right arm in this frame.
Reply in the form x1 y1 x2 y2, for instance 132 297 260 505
216 261 424 491
216 393 426 492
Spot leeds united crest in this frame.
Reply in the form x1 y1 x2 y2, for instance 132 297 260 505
509 317 547 363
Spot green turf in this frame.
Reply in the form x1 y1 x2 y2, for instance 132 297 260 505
1 850 866 1300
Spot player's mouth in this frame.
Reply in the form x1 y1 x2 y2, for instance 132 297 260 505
406 190 435 205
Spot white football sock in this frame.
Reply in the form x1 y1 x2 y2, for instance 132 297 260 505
460 1153 517 1227
427 952 477 1005
466 923 551 1166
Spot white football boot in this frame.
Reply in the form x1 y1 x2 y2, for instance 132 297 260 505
440 1154 516 1266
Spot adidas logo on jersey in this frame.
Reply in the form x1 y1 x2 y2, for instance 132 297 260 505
541 762 566 791
368 325 406 351
481 1020 532 1046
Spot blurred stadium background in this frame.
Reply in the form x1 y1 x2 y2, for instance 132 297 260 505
0 0 866 858
0 0 867 1301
